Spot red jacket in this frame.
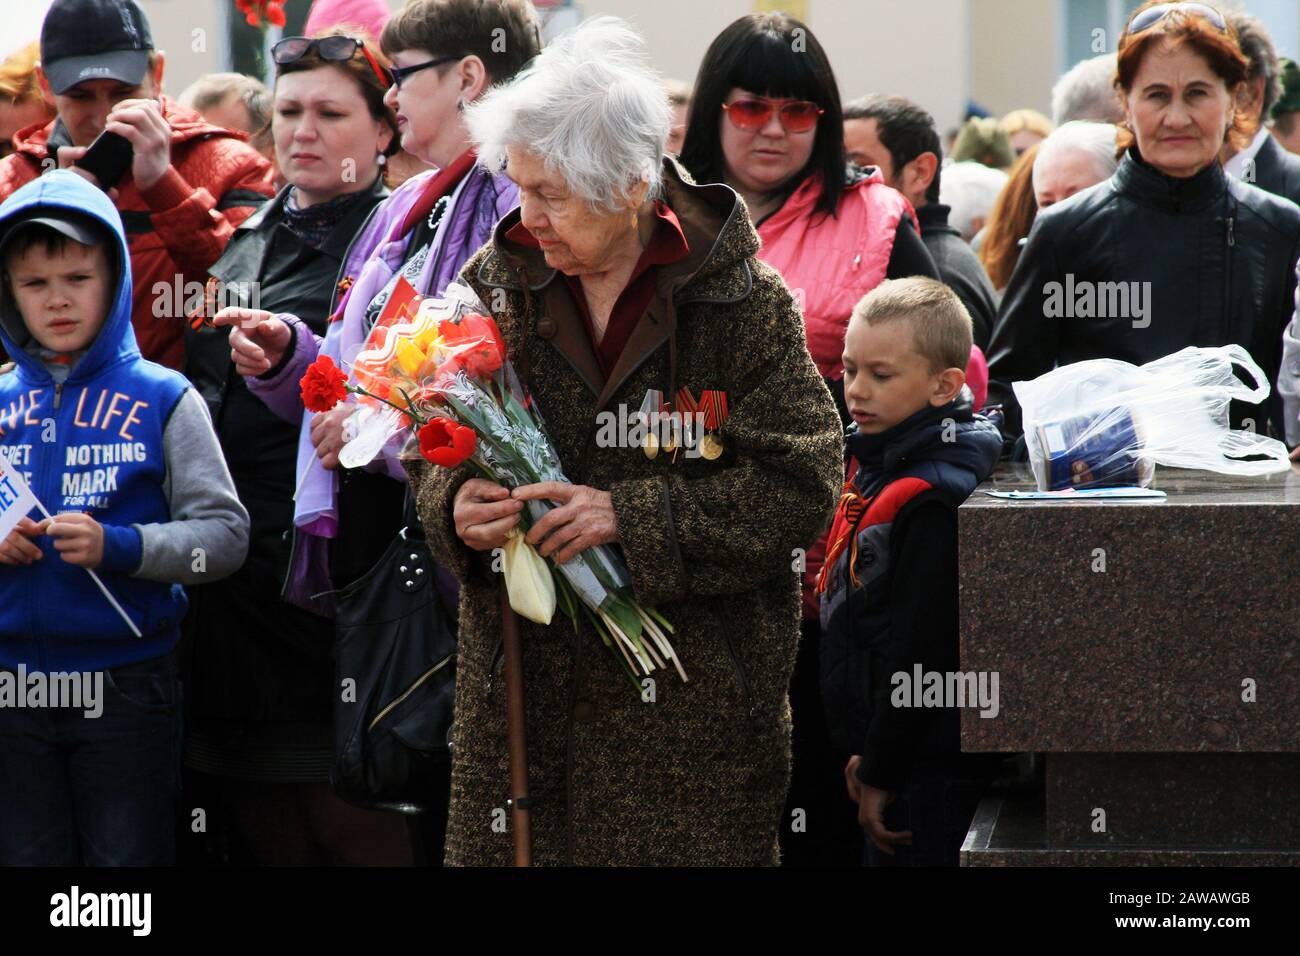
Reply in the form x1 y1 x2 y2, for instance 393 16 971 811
0 96 274 369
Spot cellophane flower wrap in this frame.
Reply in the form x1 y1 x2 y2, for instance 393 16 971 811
334 280 684 688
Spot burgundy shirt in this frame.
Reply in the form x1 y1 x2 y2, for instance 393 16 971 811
506 200 690 377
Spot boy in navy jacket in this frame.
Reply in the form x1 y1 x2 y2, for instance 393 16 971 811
818 277 1001 866
0 170 248 865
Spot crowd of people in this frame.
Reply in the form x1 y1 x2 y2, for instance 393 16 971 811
0 0 1297 868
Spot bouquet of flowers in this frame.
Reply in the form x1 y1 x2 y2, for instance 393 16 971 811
299 279 685 687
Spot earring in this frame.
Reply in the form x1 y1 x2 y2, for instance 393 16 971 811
456 98 465 113
377 153 387 167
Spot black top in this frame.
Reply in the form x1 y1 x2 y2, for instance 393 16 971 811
181 177 389 746
987 149 1300 439
886 215 939 280
916 202 998 351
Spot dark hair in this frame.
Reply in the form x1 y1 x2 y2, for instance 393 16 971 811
843 94 943 204
1226 10 1281 123
381 0 541 85
678 13 844 219
275 30 400 157
979 141 1040 291
1275 109 1298 136
1115 0 1251 154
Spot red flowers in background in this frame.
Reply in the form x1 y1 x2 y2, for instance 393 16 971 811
235 0 287 28
418 418 476 467
300 356 349 413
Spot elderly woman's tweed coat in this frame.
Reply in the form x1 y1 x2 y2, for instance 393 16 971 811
407 158 842 866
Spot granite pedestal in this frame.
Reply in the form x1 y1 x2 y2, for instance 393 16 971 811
957 465 1300 866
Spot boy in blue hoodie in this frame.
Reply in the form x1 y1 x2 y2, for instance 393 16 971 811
0 170 248 865
817 277 1002 867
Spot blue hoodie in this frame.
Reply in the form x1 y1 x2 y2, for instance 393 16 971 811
0 171 244 671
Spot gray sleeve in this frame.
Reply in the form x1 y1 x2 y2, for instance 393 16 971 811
133 388 250 584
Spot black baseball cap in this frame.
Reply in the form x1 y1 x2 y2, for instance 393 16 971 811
40 0 154 96
0 210 112 262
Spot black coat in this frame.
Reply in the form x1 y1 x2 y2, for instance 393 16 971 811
1248 132 1300 208
917 202 998 351
987 149 1300 438
182 178 389 733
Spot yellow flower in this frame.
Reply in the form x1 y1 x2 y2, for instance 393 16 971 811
395 338 426 377
502 527 556 624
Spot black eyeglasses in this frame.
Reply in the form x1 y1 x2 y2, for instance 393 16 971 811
271 36 391 89
387 53 468 90
1127 2 1228 36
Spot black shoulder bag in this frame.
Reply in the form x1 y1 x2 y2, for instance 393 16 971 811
331 493 456 813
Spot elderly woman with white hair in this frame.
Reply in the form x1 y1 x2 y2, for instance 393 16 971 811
1032 120 1120 209
407 17 842 866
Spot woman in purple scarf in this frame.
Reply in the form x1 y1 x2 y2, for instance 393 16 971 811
217 0 540 617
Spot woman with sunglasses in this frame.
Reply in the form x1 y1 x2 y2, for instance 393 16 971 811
213 0 542 861
679 13 943 869
988 0 1300 444
185 29 408 865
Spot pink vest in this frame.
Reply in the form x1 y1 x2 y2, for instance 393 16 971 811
757 169 915 380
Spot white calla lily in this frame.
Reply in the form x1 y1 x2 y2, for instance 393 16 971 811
502 527 556 624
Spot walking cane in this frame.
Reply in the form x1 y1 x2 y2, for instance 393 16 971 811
500 586 532 866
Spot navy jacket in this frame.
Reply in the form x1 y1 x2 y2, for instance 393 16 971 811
819 392 1001 788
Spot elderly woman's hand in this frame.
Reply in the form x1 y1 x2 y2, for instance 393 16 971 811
512 482 619 566
454 479 524 552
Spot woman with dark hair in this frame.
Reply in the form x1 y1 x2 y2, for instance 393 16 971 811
182 29 405 865
207 0 542 865
988 0 1300 441
679 12 940 869
979 141 1042 292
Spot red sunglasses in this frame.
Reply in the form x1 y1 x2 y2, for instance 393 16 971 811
722 96 825 134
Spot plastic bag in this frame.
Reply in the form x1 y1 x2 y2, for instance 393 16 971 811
1014 344 1291 492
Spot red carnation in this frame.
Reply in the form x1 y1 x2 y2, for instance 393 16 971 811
418 417 477 467
300 355 349 413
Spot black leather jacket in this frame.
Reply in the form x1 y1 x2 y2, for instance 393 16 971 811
987 149 1300 438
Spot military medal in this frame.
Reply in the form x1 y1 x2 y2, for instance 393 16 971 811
674 387 700 457
638 389 665 459
698 389 729 460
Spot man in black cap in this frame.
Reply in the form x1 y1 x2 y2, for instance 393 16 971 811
1222 10 1300 207
0 0 274 371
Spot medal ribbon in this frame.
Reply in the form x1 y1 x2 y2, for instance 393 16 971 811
699 389 728 430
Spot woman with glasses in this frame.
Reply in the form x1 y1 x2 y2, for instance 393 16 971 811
213 0 541 863
184 28 406 865
678 13 942 868
988 0 1300 443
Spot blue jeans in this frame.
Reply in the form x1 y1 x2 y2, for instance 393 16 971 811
0 654 181 866
863 760 994 868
